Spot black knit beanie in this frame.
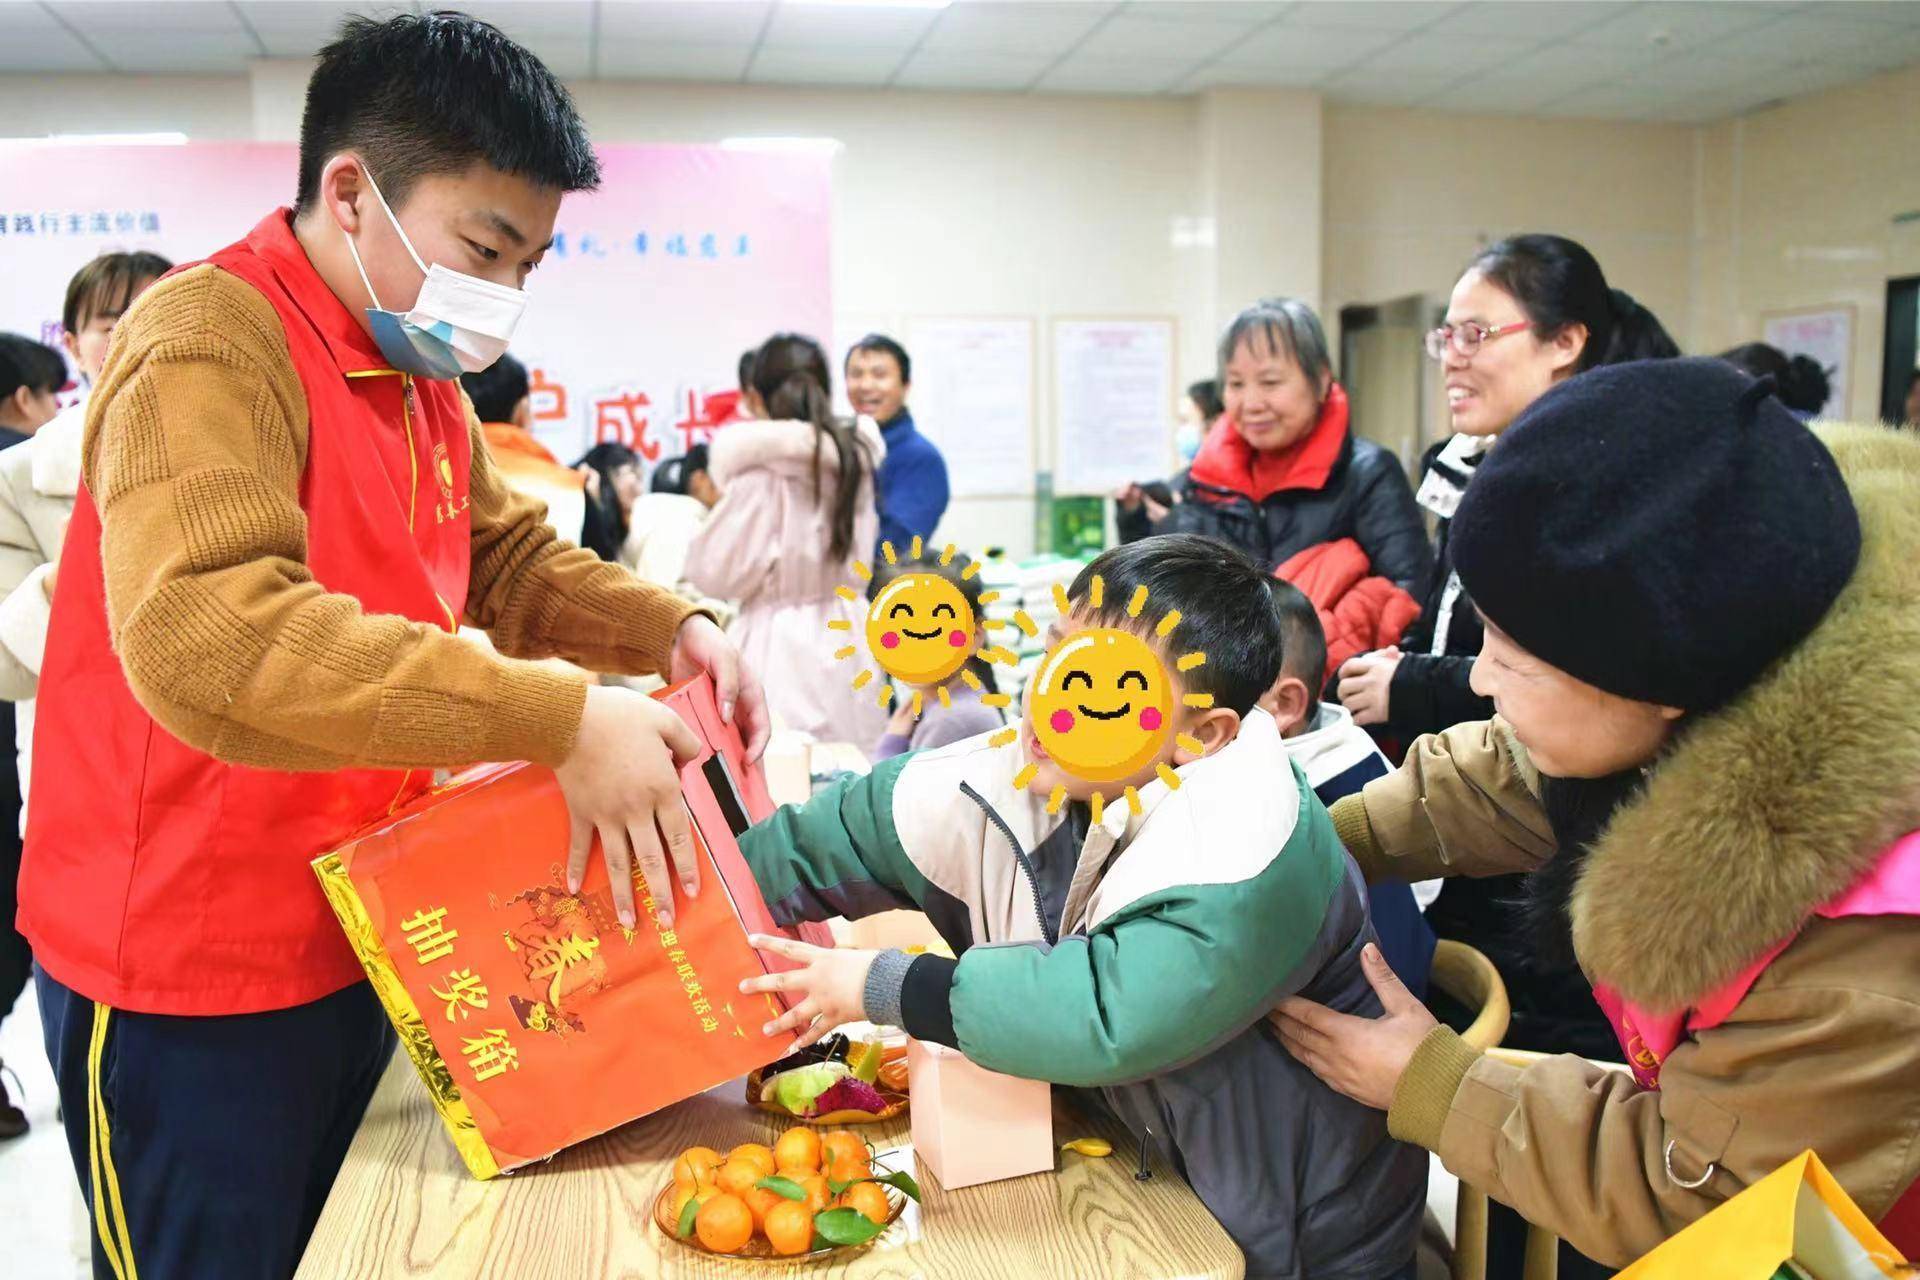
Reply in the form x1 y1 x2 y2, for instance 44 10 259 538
1451 357 1860 713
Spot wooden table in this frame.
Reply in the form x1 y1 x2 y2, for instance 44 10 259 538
299 1049 1245 1279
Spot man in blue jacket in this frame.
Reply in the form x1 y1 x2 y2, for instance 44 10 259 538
845 334 948 553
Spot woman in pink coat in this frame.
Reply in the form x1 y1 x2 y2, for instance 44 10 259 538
685 334 887 745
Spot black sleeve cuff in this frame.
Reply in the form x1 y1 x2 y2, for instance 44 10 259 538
898 953 959 1049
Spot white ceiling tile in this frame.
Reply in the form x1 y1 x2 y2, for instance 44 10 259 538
0 0 106 70
597 38 753 79
1035 54 1193 92
1705 11 1911 66
746 45 897 83
1177 59 1328 89
1434 1 1623 42
1285 1 1465 31
1569 1 1790 52
1532 79 1672 119
1804 0 1920 28
890 49 1053 89
84 30 263 72
1317 66 1461 104
1124 1 1291 25
596 1 773 44
1075 14 1250 60
57 1 246 33
1210 21 1403 69
915 1 1113 55
1823 26 1920 71
759 1 941 50
444 1 595 39
1497 39 1681 81
1654 51 1777 93
1357 32 1535 74
238 1 414 58
1427 67 1585 112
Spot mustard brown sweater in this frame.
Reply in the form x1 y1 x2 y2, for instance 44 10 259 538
86 263 697 773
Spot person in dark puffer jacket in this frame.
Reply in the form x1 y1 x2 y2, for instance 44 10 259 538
1145 298 1432 591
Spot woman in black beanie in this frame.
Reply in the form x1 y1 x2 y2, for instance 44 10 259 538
1274 359 1920 1268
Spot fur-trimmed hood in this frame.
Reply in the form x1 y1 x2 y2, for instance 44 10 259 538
707 415 884 487
1572 423 1920 1010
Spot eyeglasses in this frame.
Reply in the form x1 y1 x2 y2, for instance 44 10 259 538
1425 320 1531 360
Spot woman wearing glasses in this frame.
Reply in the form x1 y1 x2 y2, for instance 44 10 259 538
1337 234 1677 742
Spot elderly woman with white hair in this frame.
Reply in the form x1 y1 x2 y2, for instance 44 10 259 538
1148 297 1432 590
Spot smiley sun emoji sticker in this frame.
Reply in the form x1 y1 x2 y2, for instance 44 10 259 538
986 575 1211 824
829 537 1031 720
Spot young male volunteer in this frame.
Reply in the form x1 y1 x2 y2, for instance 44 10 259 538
18 13 767 1277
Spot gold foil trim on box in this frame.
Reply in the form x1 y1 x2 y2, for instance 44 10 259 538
313 850 501 1180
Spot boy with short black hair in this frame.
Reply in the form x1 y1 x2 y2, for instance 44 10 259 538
22 14 763 1277
739 533 1425 1278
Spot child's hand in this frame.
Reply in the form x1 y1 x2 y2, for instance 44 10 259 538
886 699 918 736
741 935 880 1049
1269 944 1438 1112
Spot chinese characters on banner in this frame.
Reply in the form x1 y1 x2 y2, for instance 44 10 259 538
0 143 832 464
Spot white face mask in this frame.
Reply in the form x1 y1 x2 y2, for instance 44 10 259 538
340 168 528 379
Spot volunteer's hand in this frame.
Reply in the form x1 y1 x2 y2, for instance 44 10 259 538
553 684 702 930
1114 483 1144 512
1142 495 1171 524
740 935 879 1049
669 613 770 762
41 561 57 601
1337 646 1402 727
576 464 601 500
1270 943 1438 1112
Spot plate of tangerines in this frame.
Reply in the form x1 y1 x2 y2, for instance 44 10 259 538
655 1127 918 1262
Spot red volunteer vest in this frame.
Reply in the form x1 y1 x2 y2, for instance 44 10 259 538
19 209 474 1015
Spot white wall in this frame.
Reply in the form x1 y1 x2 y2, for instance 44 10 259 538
0 73 253 140
567 78 1212 557
1692 61 1920 422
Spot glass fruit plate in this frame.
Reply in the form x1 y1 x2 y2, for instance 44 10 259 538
652 1177 909 1265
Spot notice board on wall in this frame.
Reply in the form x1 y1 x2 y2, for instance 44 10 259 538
905 317 1036 498
1052 317 1176 495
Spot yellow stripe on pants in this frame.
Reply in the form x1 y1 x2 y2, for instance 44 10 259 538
87 1002 139 1280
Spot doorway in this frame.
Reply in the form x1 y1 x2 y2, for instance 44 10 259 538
1882 275 1918 424
1339 295 1443 484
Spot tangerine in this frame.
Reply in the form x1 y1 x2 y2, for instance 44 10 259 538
774 1126 823 1174
729 1143 778 1177
764 1199 816 1257
695 1193 754 1254
669 1181 716 1224
743 1185 785 1231
716 1159 763 1198
821 1130 865 1165
827 1151 872 1185
839 1180 892 1226
673 1146 724 1190
798 1173 833 1214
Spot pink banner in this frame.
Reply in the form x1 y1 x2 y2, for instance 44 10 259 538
0 141 832 464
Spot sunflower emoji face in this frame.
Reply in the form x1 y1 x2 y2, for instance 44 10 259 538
866 572 976 685
1027 628 1174 784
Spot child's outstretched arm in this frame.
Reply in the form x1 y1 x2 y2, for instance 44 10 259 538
738 755 936 929
745 830 1348 1083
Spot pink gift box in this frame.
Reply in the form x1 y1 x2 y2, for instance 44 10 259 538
908 1039 1055 1190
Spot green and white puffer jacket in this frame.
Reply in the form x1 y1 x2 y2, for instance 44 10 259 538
741 710 1426 1279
